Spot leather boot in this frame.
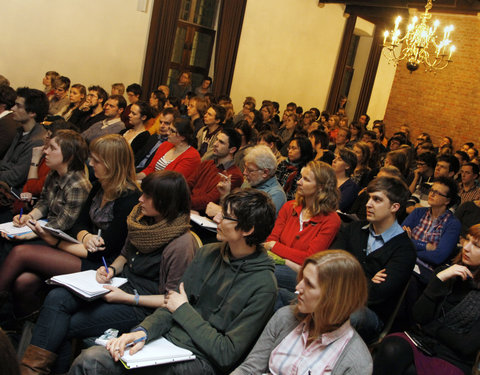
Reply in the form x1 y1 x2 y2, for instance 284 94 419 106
20 345 57 375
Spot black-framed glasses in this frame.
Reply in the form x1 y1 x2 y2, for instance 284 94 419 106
429 189 448 198
221 213 238 222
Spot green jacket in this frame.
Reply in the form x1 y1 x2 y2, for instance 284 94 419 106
139 242 277 374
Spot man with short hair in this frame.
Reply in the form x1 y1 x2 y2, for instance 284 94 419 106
69 189 277 375
121 83 142 129
333 176 416 344
48 76 71 116
188 128 243 212
0 85 20 159
0 88 48 189
135 108 176 172
81 95 126 144
197 104 225 161
76 85 108 132
329 127 350 153
458 162 480 203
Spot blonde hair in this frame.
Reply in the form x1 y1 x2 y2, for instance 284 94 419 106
295 250 368 336
89 135 138 201
295 160 339 215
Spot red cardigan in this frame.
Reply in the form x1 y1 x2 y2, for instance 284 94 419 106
141 141 201 180
187 160 243 211
267 200 341 265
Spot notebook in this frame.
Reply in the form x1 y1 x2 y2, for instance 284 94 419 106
47 270 127 301
119 337 195 369
0 219 48 237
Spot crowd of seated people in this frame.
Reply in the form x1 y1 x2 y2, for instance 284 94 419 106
0 71 479 374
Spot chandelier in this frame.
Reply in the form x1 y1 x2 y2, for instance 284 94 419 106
382 0 455 72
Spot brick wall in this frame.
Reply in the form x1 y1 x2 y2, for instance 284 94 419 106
383 12 480 150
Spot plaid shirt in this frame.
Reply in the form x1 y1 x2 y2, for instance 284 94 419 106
459 184 480 204
269 319 354 375
34 170 91 230
411 209 452 248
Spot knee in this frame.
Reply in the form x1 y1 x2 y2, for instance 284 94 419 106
43 288 75 310
376 335 412 360
13 272 40 294
9 244 31 261
70 346 118 375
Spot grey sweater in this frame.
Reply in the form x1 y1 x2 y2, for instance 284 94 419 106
231 306 373 375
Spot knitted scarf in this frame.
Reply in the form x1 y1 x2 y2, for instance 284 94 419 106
126 203 190 254
439 288 480 334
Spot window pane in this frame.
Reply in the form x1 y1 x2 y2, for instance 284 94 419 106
190 31 213 68
172 27 187 64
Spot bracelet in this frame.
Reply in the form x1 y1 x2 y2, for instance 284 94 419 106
81 232 90 243
133 289 140 306
30 162 39 167
54 238 62 248
108 265 116 276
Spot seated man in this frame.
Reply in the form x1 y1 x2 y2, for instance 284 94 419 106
81 95 126 144
48 76 70 116
69 189 278 375
188 128 243 213
0 87 48 190
458 162 480 204
206 145 286 217
333 176 416 344
75 85 108 132
197 104 225 161
135 108 175 173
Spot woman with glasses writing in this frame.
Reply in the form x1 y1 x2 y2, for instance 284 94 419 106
136 118 200 181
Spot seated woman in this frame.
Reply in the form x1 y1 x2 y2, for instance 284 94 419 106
232 250 372 375
0 135 140 317
20 170 196 375
352 141 373 189
1 130 91 245
257 131 284 165
373 224 480 375
275 136 314 201
308 129 335 165
264 160 341 299
121 101 152 166
402 177 461 282
62 84 87 123
137 118 201 181
332 148 359 212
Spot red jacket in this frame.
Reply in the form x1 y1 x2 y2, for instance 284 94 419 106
267 200 341 265
141 141 201 180
188 160 243 211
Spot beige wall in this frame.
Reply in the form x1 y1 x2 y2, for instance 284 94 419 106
0 0 153 92
230 0 346 113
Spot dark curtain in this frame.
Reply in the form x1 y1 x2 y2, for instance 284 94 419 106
212 0 247 97
141 0 182 100
325 14 357 115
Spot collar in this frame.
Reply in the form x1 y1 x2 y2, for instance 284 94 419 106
291 203 324 224
102 117 121 127
299 319 352 346
0 110 12 119
258 175 278 188
365 221 403 242
215 158 235 171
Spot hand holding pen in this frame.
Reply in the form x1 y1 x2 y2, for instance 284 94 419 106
96 256 114 284
86 229 105 252
106 331 147 361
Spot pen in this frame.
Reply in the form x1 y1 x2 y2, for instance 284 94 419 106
218 172 228 179
102 256 109 275
97 229 102 238
19 208 23 221
125 336 147 348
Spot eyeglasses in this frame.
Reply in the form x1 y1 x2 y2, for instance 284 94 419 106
221 213 238 222
244 166 261 174
429 189 448 198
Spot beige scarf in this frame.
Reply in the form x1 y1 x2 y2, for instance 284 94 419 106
126 204 190 254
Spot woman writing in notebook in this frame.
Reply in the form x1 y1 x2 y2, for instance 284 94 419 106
0 135 139 318
20 170 196 375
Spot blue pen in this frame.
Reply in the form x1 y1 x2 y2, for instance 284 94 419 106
102 256 109 275
125 336 147 348
19 208 23 221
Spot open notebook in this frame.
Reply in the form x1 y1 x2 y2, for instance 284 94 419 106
0 219 48 237
119 337 195 369
47 270 127 301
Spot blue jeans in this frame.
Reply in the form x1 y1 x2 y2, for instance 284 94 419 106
274 265 298 310
31 287 140 373
350 307 384 345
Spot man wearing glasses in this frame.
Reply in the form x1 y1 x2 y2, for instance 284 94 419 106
81 95 126 144
75 85 108 132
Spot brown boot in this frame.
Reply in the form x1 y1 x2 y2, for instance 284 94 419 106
20 345 57 375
